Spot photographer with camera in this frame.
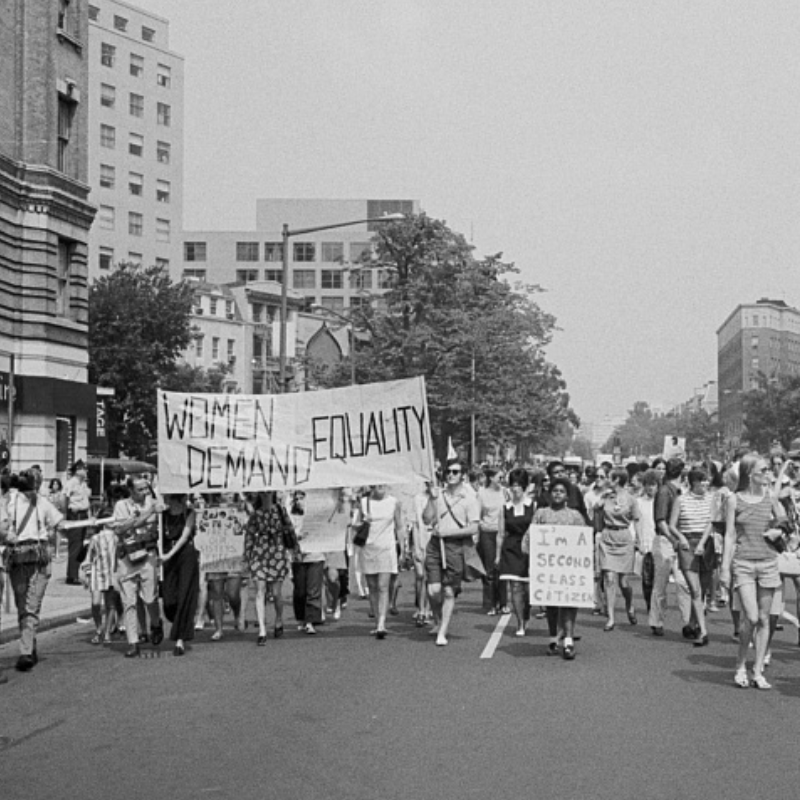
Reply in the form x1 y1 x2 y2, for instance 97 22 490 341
111 477 165 658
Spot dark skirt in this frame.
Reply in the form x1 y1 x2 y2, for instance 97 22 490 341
162 543 200 642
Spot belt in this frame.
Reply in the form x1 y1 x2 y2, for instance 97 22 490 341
9 539 48 547
604 525 629 531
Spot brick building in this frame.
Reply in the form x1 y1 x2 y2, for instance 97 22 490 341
0 0 99 476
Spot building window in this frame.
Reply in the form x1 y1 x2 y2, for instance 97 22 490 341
129 132 143 156
320 297 345 313
99 247 114 271
212 337 220 361
349 296 368 310
130 53 144 77
113 15 128 32
195 335 204 358
89 5 99 21
129 92 144 117
251 303 264 323
210 298 218 315
377 269 394 289
293 270 316 289
157 102 171 126
99 164 115 189
128 172 143 196
236 242 259 261
57 97 74 173
321 270 343 289
101 43 116 67
227 340 235 361
321 242 344 262
156 179 170 203
100 83 115 108
183 268 206 281
225 301 234 317
350 242 371 262
128 212 143 236
100 124 115 148
293 242 315 262
366 199 413 230
156 218 170 242
349 269 372 290
184 242 206 261
236 270 259 283
155 258 169 271
142 26 155 42
128 252 142 265
57 239 73 317
98 205 115 230
156 140 171 163
264 242 283 261
157 64 171 87
265 269 283 283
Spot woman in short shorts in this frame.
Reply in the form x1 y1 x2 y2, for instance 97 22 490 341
721 453 786 690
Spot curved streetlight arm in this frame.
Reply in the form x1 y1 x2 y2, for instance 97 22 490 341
279 214 404 392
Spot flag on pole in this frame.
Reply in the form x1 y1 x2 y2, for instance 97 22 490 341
447 436 457 461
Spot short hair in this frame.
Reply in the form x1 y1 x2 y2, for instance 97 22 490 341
484 467 498 480
641 468 661 487
549 476 571 494
625 462 642 479
547 460 565 476
600 460 614 472
687 468 708 487
584 465 598 481
507 467 529 490
651 457 666 470
609 468 628 487
665 458 684 480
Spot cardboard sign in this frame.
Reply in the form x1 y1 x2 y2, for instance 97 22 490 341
529 524 595 608
194 506 247 572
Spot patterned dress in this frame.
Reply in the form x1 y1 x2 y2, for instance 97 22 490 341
244 506 290 581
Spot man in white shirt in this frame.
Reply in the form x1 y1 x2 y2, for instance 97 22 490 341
0 471 64 672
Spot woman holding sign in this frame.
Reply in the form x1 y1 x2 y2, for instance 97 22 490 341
525 477 586 659
595 468 641 632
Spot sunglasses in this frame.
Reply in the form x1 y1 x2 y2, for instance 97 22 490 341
446 469 462 476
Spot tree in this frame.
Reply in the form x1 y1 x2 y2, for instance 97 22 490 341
89 263 196 459
742 372 800 452
316 214 577 461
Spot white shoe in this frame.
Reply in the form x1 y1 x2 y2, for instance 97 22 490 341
333 607 341 620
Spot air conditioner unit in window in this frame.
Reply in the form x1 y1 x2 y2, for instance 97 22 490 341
195 307 203 314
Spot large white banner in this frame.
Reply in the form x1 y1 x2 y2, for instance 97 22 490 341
529 525 595 608
157 377 434 494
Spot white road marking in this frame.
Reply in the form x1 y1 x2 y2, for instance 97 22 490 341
480 613 511 659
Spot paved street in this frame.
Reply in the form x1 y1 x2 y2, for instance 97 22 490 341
2 576 800 800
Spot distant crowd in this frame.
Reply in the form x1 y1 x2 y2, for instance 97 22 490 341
2 446 799 691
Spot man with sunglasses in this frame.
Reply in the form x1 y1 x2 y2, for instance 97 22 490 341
422 460 480 646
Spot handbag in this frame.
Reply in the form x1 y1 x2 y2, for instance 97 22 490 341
777 551 800 577
352 498 371 547
276 502 299 550
8 540 51 568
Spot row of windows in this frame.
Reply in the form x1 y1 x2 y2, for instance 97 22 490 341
99 87 171 123
97 207 171 240
232 269 389 290
100 126 171 162
185 241 372 263
90 6 157 44
100 44 171 85
195 337 236 362
99 165 170 201
99 248 169 271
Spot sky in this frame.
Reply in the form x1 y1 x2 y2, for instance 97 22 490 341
140 0 800 429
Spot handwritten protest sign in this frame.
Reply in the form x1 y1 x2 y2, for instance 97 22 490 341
296 489 351 554
529 525 594 608
194 506 247 572
157 377 434 494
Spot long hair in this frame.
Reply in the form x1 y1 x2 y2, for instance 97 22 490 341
736 453 762 493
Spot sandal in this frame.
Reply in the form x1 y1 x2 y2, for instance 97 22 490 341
487 608 498 616
750 674 771 690
499 606 511 615
626 609 638 626
90 633 101 645
733 668 749 688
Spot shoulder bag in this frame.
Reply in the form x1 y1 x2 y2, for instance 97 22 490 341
276 502 299 550
352 497 371 547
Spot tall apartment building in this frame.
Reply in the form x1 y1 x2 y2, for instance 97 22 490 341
0 0 99 474
717 298 800 445
86 0 183 279
181 198 419 312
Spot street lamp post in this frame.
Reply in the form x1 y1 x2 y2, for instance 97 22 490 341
278 213 403 393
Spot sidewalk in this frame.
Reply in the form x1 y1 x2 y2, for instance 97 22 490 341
1 549 92 645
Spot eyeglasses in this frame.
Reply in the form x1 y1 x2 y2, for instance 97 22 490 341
446 469 462 476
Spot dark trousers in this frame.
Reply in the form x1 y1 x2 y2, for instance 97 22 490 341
66 509 89 582
477 530 507 610
162 544 200 642
292 561 323 625
641 552 655 612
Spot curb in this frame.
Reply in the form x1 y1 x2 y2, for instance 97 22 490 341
0 606 92 646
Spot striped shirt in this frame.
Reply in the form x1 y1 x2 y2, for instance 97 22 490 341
677 491 712 539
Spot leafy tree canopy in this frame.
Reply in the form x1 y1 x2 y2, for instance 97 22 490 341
89 263 197 459
742 372 800 452
314 214 577 460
